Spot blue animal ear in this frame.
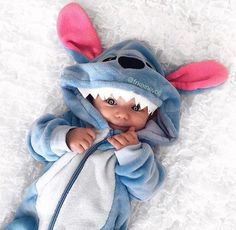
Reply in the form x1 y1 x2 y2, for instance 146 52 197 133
166 60 228 94
57 3 102 63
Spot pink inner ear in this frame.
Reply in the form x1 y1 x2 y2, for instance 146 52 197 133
166 60 228 91
57 3 102 60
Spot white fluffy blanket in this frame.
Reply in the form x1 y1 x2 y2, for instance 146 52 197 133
1 0 236 229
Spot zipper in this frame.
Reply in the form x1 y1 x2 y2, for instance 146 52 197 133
48 132 113 230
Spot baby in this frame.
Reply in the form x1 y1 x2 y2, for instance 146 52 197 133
4 41 174 230
4 3 227 230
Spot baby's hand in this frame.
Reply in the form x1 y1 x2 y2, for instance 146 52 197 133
66 128 96 154
107 127 139 150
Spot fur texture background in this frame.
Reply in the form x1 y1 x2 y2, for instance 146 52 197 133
0 0 236 229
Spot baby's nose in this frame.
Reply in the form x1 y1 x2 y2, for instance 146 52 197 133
115 110 129 120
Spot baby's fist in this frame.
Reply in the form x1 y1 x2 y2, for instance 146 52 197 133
107 127 139 150
66 128 96 154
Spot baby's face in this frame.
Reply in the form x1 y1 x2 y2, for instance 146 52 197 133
93 95 149 131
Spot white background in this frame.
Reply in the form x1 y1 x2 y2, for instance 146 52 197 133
0 0 236 229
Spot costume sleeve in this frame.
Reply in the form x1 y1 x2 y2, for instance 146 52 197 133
114 143 165 201
27 111 82 163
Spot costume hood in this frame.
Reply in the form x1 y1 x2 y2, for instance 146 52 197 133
60 40 181 146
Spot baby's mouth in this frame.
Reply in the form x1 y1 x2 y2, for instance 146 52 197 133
108 122 129 131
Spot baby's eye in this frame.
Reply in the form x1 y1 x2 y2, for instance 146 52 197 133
132 104 141 111
106 98 117 105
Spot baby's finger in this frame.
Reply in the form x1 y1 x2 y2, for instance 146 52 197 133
126 127 136 135
86 128 96 140
107 137 123 150
79 139 92 151
122 132 136 142
84 133 95 144
112 135 129 146
76 144 86 154
128 127 136 132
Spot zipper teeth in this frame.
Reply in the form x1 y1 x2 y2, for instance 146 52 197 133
48 139 108 230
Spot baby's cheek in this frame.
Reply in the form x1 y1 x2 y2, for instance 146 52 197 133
137 116 149 129
133 121 145 130
97 107 110 120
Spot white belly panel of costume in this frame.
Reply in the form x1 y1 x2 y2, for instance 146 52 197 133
54 150 116 230
35 148 116 230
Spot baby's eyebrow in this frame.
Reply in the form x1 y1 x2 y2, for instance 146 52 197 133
130 103 139 107
104 96 116 100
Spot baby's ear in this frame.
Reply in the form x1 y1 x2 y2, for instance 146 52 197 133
166 60 228 94
57 3 102 63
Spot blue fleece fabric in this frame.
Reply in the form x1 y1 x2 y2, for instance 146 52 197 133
4 183 39 230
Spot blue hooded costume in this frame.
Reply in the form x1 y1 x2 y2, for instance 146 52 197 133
4 39 181 230
4 3 228 230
